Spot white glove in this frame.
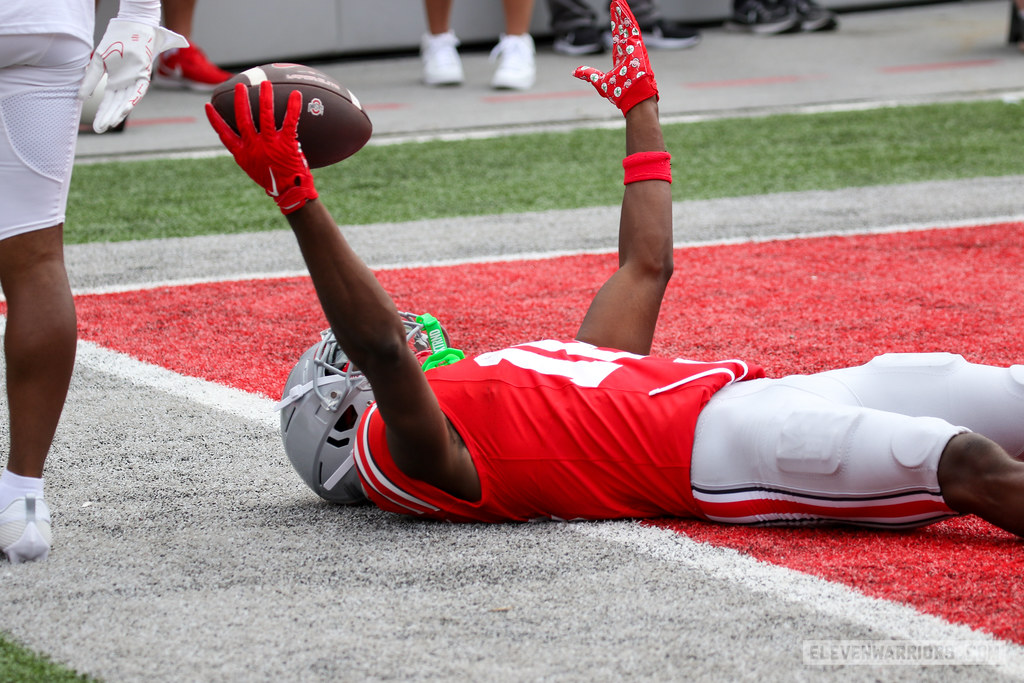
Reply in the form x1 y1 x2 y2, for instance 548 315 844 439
78 19 187 134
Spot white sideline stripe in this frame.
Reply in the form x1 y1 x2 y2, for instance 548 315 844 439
0 318 274 426
75 338 279 431
575 522 1024 675
0 319 277 431
68 213 1024 298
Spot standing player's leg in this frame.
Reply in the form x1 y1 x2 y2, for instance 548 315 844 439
0 226 77 476
154 0 233 91
0 33 89 562
0 226 73 563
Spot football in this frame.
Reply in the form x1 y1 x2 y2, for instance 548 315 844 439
210 63 372 168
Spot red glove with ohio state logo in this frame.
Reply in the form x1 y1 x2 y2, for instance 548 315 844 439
573 0 658 116
205 81 318 215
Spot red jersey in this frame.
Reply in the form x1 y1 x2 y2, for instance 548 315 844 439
352 340 764 523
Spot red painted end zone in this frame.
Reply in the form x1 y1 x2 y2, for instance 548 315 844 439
58 221 1024 643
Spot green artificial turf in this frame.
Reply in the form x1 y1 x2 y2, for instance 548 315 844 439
65 99 1024 245
0 634 93 682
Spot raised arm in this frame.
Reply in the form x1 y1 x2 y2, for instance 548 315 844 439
573 0 674 356
205 82 479 500
284 200 478 498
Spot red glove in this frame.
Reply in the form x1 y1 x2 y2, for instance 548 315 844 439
573 0 658 116
205 81 318 215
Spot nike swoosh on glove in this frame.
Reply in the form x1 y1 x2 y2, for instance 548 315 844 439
78 19 187 133
205 81 319 215
573 0 658 116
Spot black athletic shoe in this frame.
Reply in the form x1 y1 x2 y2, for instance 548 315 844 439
787 0 838 32
729 0 800 35
639 19 702 50
553 25 604 55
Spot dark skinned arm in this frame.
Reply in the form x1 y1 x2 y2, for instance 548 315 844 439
575 97 673 355
285 200 481 500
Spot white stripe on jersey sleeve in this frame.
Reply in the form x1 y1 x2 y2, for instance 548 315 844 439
353 404 440 514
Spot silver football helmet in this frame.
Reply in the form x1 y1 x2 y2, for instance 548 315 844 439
275 313 433 504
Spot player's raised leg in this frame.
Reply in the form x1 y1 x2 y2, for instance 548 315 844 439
573 0 674 356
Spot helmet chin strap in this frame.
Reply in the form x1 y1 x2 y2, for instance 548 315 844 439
272 374 348 412
323 454 355 490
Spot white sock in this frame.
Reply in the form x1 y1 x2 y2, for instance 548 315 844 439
0 469 44 511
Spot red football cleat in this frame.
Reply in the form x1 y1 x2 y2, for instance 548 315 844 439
155 45 233 92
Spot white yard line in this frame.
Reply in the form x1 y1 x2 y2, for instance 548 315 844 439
74 339 279 431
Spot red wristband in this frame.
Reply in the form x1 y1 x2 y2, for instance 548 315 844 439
623 151 672 185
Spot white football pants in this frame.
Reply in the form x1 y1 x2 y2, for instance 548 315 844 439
690 352 1024 528
0 33 90 239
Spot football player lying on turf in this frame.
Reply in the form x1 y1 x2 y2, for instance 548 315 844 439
207 0 1024 537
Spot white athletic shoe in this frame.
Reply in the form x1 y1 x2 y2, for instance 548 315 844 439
421 31 464 86
489 33 536 90
0 494 52 563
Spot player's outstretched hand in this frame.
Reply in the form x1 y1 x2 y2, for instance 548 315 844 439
78 19 186 134
205 81 319 215
573 0 658 116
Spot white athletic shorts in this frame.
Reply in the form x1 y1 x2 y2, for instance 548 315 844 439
691 352 1024 529
0 33 90 240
